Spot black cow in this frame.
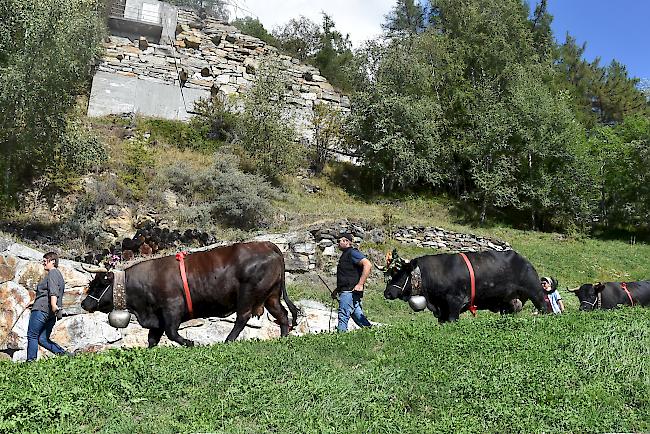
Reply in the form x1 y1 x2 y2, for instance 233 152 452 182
383 249 549 322
81 241 300 346
568 281 650 311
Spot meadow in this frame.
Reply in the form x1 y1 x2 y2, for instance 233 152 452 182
1 309 648 433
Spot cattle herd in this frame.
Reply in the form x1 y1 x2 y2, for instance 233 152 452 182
81 241 650 346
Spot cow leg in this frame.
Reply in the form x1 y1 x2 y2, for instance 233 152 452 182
147 328 164 348
163 325 194 347
161 312 195 347
225 311 252 342
265 296 291 337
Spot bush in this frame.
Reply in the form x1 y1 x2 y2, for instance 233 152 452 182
158 151 281 229
190 95 238 144
118 134 155 200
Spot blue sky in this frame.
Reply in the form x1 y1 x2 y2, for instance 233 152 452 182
547 0 650 79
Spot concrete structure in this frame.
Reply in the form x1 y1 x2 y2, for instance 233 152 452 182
107 0 177 44
87 71 209 120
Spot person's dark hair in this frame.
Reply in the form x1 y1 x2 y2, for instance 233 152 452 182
339 233 353 242
43 252 59 268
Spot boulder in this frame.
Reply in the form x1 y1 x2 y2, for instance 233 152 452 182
0 282 31 349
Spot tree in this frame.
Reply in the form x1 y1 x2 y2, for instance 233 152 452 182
382 0 426 37
310 103 343 174
230 16 279 47
312 14 354 91
0 0 105 207
237 60 302 180
272 16 321 61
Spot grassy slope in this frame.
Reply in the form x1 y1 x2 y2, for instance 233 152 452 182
1 310 648 433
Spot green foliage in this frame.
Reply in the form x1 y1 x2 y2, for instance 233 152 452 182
141 97 236 153
273 14 354 91
309 103 344 173
190 95 239 144
119 134 156 200
0 0 105 207
588 115 650 228
1 310 649 432
156 151 281 229
238 60 302 180
272 15 321 61
382 0 426 37
230 16 279 47
311 14 355 91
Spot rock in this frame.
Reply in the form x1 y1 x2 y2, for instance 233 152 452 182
103 206 134 239
138 36 148 50
184 35 201 49
50 312 122 354
0 262 15 284
0 282 31 349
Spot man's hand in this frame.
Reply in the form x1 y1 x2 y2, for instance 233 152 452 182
353 283 364 292
55 309 63 320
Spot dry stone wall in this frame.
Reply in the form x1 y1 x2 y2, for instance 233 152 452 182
91 8 349 135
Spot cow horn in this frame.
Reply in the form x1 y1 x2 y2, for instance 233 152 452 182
81 263 108 273
566 286 579 293
374 263 387 272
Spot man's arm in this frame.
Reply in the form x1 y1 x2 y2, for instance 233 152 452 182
353 258 372 292
50 295 59 313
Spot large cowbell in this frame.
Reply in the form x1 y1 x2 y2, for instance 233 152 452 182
108 310 131 328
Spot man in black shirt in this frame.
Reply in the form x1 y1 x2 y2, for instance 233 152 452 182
335 233 372 332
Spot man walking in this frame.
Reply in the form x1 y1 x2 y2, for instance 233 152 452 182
335 233 372 332
26 252 68 361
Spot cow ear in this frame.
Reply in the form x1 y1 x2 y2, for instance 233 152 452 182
106 271 115 281
594 282 605 292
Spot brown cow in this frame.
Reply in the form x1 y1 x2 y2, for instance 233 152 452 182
81 242 299 346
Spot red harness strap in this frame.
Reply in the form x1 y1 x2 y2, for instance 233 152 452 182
620 282 634 306
175 251 194 318
458 252 478 316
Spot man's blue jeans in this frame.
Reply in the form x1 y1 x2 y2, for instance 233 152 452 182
26 310 66 361
337 291 372 332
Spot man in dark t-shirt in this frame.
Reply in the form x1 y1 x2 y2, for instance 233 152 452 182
335 233 372 332
26 252 68 361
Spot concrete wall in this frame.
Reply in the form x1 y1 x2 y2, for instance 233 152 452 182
87 71 210 120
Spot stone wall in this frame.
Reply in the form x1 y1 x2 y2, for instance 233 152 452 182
89 7 349 135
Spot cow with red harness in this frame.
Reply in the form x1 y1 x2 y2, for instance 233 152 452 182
568 281 650 311
81 241 300 346
382 249 549 323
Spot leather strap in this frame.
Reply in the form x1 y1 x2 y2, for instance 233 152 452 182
112 270 127 310
458 253 478 316
175 251 194 318
620 282 634 306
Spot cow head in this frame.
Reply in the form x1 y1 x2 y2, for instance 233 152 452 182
568 283 604 311
383 250 415 300
81 271 115 313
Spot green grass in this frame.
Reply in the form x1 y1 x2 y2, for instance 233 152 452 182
1 310 648 433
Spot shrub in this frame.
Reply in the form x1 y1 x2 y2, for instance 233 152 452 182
190 95 238 144
158 151 281 229
119 134 155 200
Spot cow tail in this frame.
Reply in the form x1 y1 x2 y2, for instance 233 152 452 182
272 242 300 326
281 270 300 327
